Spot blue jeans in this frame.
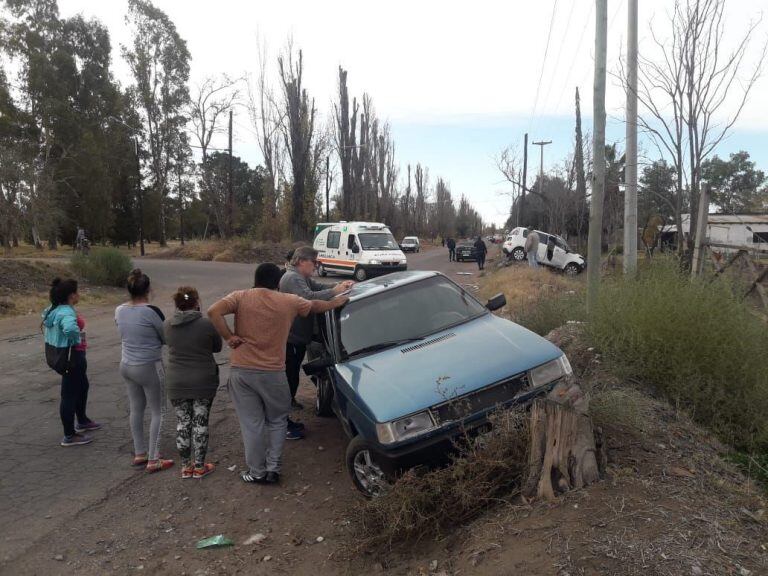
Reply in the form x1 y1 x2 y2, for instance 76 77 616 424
527 251 539 269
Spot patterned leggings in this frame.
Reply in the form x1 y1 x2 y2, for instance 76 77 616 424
171 398 213 468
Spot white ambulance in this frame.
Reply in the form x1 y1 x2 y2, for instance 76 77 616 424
313 222 408 281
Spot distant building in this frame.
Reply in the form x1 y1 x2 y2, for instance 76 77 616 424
665 213 768 252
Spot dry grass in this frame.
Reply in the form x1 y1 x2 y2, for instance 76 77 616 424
352 410 530 553
0 259 122 317
479 265 581 306
148 238 295 264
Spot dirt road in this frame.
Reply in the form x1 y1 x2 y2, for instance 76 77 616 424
0 245 498 574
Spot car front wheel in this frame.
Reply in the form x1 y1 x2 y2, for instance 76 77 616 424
564 262 582 276
512 247 526 261
346 436 391 498
354 266 367 281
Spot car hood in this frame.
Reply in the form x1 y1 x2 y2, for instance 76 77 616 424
334 314 564 422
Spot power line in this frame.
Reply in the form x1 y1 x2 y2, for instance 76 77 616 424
528 0 560 134
541 0 577 116
553 1 594 117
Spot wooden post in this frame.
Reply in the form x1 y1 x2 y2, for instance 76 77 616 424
691 183 709 278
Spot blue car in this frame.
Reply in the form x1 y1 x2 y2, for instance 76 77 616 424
304 271 572 497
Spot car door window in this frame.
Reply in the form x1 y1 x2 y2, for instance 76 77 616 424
327 231 341 250
347 234 359 255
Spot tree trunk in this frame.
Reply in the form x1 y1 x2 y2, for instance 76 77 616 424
525 380 604 500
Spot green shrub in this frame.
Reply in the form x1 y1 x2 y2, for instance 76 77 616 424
71 248 133 287
514 290 586 336
587 259 768 451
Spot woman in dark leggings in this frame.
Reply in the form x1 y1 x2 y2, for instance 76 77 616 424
164 287 222 479
42 278 102 447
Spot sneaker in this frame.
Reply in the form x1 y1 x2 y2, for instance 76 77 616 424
181 465 194 479
241 471 268 484
75 421 102 433
146 459 174 473
265 471 280 484
287 418 305 431
193 463 215 479
286 428 305 441
291 398 304 410
61 433 92 447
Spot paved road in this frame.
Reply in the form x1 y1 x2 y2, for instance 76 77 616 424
0 244 498 564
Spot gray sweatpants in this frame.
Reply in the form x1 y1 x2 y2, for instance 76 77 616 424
228 367 290 476
120 361 166 461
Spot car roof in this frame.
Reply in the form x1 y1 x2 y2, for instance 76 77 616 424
403 236 418 240
346 271 439 303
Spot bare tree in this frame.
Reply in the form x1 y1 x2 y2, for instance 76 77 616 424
278 45 317 240
624 0 766 253
247 40 284 240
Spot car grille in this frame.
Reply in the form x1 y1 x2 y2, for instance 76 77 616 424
431 374 528 425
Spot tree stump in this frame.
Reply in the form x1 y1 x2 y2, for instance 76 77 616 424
525 379 603 500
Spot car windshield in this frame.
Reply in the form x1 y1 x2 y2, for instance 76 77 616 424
339 276 487 357
359 232 399 250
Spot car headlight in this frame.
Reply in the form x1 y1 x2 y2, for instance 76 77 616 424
376 411 436 444
529 355 573 388
400 259 407 265
368 259 381 265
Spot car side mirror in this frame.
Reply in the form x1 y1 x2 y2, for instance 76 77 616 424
351 244 360 254
486 293 506 311
303 356 335 377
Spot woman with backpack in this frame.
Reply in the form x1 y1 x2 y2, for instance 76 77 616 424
165 287 222 479
42 278 101 447
115 269 173 473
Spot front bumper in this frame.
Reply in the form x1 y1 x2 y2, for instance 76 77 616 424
361 264 408 276
370 381 556 477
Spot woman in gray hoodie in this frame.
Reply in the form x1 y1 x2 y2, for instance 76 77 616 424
165 286 223 479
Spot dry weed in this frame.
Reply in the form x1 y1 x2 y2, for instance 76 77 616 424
352 410 530 552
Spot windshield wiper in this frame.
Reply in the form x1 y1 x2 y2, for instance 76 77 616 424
349 337 425 357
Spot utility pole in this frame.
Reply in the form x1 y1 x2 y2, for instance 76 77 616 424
519 133 529 226
227 110 234 238
532 140 552 201
134 138 145 256
623 0 638 276
587 0 608 313
325 154 331 221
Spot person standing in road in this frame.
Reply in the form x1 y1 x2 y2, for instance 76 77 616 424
207 263 348 485
525 229 540 269
279 246 353 439
115 269 173 473
447 237 456 262
474 236 488 270
165 286 222 480
42 278 102 447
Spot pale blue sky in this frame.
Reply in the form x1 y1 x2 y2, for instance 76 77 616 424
55 0 768 226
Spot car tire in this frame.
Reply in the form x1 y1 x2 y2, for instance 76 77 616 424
512 247 526 261
318 263 328 277
315 374 334 417
354 266 367 282
564 262 582 276
346 436 391 498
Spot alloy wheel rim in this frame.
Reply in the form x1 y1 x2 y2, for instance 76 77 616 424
353 449 387 496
